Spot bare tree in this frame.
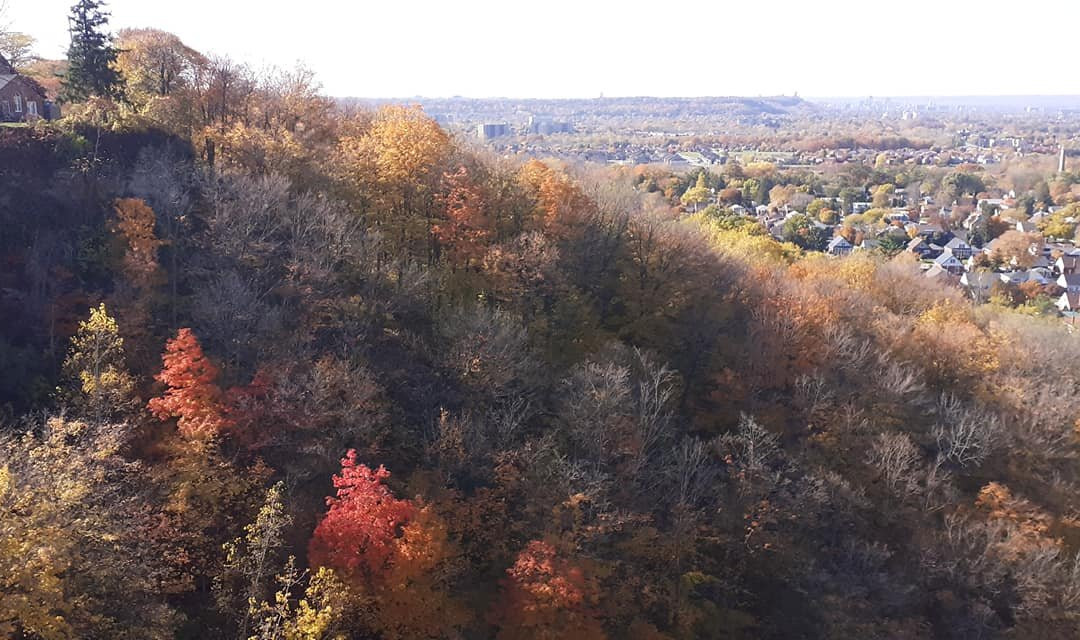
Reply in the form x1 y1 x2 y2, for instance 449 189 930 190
558 359 631 464
721 413 780 476
441 306 541 407
932 393 1001 468
626 348 677 478
867 433 922 499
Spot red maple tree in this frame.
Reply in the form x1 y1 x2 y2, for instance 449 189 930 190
308 450 415 585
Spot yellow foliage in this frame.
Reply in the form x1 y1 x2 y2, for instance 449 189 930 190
282 568 351 640
910 301 1001 387
61 303 136 420
338 104 450 193
205 121 309 177
689 215 801 266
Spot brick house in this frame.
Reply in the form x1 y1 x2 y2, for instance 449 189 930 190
0 54 55 122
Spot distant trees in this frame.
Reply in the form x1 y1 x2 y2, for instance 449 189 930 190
990 230 1043 268
680 172 710 213
781 213 830 250
0 30 34 68
115 28 205 107
60 0 123 102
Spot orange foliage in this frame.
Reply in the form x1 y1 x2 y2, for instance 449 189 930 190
309 457 467 638
434 166 493 269
375 505 469 638
490 540 606 640
518 160 596 237
112 198 164 289
147 328 233 440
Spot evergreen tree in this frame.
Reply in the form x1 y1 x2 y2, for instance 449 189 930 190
60 0 123 103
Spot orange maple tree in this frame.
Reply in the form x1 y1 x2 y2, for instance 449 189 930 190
147 328 233 440
434 165 492 269
490 540 607 640
518 159 595 237
112 198 164 290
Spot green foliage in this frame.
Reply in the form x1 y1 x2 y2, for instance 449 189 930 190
780 213 830 250
877 234 906 256
60 0 124 103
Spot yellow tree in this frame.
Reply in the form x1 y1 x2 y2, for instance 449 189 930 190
0 416 177 638
60 303 137 421
337 105 452 261
680 173 710 213
115 28 206 110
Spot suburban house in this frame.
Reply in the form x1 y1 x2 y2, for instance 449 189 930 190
934 252 965 275
907 236 942 259
0 54 54 122
1057 291 1080 312
925 263 959 283
943 237 973 259
827 235 854 256
856 238 879 252
1057 255 1080 276
1057 273 1080 293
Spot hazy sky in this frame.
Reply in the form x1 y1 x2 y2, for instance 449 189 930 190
6 0 1078 98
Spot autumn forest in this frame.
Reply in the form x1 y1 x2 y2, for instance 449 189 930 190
3 2 1080 639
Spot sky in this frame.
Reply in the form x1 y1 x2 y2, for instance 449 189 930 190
6 0 1079 99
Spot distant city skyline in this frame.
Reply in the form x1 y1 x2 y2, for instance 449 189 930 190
6 0 1080 99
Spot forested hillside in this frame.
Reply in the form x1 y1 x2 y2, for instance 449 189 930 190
4 9 1080 640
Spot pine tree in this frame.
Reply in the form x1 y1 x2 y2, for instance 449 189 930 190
60 0 124 103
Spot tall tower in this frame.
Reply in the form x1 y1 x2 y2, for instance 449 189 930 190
1060 146 1067 173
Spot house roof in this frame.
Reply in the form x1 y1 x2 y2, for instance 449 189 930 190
1059 273 1080 286
945 237 970 249
1059 291 1080 310
925 264 959 282
961 271 997 287
934 253 962 266
827 236 852 249
0 73 47 98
